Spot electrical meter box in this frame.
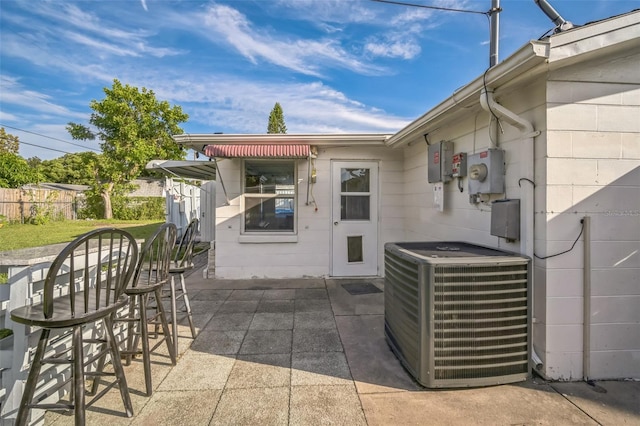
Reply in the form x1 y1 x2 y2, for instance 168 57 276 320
467 148 505 195
428 141 453 183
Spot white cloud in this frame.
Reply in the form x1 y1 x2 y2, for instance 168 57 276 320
0 76 85 119
135 71 409 134
365 36 421 60
198 4 386 76
274 0 378 24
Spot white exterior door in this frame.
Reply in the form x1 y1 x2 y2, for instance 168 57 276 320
331 161 378 276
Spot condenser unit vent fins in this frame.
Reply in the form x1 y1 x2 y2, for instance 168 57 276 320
384 242 531 388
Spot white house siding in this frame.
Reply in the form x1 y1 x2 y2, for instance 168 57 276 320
542 50 640 380
213 146 404 279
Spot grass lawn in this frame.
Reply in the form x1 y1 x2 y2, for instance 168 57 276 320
0 220 164 251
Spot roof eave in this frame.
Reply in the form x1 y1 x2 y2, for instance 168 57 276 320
385 40 550 149
385 9 640 149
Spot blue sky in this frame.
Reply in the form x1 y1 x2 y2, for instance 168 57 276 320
1 0 638 160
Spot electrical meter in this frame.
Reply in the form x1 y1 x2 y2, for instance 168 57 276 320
467 148 505 196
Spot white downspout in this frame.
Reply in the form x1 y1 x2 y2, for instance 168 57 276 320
480 88 544 371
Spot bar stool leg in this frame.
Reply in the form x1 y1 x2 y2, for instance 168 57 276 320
72 326 85 426
15 329 50 426
139 293 153 396
125 295 137 366
179 273 196 338
154 288 177 364
170 275 179 356
104 315 133 417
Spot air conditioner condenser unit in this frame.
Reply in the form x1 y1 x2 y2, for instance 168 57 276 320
384 241 531 388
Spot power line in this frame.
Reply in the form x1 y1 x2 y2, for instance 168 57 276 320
0 123 102 152
371 0 489 15
1 135 73 155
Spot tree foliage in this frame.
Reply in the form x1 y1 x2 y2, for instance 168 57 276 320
267 102 287 134
0 127 20 154
0 152 40 188
40 152 100 185
68 79 188 218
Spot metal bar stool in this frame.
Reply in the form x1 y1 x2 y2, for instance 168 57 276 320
117 223 177 396
10 228 138 426
165 218 198 355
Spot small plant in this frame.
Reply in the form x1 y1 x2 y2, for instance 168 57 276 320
0 272 8 284
0 328 13 340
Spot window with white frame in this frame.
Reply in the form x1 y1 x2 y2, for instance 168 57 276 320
243 160 296 232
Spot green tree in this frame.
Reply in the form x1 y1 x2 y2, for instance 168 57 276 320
0 127 20 154
0 152 39 188
267 102 287 134
40 152 99 185
68 79 188 219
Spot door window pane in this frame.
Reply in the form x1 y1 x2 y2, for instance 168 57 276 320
341 168 370 192
347 236 363 263
341 195 370 220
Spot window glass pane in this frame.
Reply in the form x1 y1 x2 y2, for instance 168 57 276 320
245 197 294 231
341 195 370 220
341 168 370 192
243 160 296 233
245 161 295 194
347 236 363 263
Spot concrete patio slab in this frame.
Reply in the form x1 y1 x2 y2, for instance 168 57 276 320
290 385 366 426
210 387 289 426
359 380 599 426
239 329 292 355
226 353 291 389
335 313 421 394
189 329 245 355
205 312 254 331
256 299 295 313
130 390 220 426
292 327 342 352
293 311 336 329
550 380 640 425
291 352 352 386
31 275 638 426
249 312 294 330
157 352 234 391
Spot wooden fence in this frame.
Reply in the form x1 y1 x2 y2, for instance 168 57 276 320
0 188 81 223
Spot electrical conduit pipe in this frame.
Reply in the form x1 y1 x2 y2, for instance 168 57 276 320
479 89 544 371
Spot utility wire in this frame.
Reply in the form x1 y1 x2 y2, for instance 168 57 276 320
1 136 73 155
371 0 489 15
534 219 585 260
0 123 101 152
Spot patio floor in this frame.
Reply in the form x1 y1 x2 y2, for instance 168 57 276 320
38 273 640 426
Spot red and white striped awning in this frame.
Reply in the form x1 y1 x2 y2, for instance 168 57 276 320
204 144 310 159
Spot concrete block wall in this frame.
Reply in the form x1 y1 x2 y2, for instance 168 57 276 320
541 51 640 380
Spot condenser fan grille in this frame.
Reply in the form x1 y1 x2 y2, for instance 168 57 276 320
432 264 529 381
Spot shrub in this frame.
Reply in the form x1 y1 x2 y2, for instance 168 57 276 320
112 197 165 221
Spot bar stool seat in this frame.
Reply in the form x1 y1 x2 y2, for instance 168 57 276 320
10 228 138 426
